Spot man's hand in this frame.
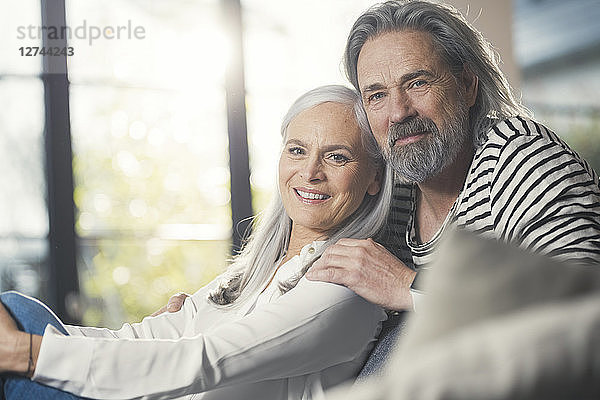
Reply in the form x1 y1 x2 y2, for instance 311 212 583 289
150 292 189 317
306 238 416 311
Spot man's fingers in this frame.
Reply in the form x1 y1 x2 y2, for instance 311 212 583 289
334 237 376 247
322 239 380 261
306 266 347 285
333 238 362 246
307 263 365 288
313 251 356 273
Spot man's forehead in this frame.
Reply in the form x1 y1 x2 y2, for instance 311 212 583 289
356 30 442 88
359 30 438 59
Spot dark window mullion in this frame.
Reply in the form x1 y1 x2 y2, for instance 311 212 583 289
222 0 253 253
41 0 80 323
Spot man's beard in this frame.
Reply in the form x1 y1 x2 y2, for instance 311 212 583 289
383 105 470 184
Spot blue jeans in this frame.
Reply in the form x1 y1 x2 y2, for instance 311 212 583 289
0 291 84 400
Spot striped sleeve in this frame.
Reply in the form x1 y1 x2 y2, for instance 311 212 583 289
489 119 600 264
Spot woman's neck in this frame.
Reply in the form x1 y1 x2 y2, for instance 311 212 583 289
283 225 327 264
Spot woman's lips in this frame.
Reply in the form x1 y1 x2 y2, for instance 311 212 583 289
294 188 331 204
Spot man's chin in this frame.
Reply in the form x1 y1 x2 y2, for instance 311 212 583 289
392 167 435 185
389 157 444 184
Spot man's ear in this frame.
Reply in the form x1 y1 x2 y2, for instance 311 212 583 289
461 65 478 108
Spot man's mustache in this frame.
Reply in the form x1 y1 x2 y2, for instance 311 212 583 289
387 117 439 148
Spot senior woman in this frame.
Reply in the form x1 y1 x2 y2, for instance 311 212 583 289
0 85 393 400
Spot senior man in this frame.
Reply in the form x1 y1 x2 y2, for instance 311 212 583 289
303 0 600 311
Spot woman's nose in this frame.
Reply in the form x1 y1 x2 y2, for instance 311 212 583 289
299 155 325 181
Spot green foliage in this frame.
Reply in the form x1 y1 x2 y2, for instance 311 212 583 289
70 88 233 328
80 239 228 328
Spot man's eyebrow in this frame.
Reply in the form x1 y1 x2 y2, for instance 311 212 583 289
361 83 387 94
284 138 305 146
401 69 436 83
361 69 437 94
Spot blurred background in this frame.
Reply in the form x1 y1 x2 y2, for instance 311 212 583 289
0 0 599 328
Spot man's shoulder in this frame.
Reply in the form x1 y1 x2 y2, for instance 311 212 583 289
474 116 599 187
470 116 599 188
477 116 584 166
483 116 564 149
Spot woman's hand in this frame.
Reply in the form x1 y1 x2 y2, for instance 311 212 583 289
150 292 189 316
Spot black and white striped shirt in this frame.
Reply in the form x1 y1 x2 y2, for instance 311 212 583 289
379 117 600 292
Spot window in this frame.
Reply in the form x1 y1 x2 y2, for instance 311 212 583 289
0 1 47 299
66 0 233 326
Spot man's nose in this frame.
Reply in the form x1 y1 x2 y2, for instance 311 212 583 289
300 155 325 181
388 89 416 125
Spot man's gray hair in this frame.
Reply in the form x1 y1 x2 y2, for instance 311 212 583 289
209 85 394 306
344 0 530 145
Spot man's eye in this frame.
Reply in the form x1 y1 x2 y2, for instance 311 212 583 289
367 92 386 102
288 147 304 155
410 79 427 88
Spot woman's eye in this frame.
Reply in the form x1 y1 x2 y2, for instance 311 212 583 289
326 153 350 164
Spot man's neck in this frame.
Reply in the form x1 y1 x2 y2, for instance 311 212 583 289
415 145 474 243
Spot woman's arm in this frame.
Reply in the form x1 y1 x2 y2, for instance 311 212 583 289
65 278 220 340
64 296 195 340
0 279 218 376
32 278 386 400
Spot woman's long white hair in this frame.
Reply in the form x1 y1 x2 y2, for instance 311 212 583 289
209 85 394 306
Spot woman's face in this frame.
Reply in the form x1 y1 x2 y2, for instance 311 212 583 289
278 102 381 239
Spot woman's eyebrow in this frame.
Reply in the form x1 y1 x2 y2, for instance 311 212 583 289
321 144 354 154
285 139 355 154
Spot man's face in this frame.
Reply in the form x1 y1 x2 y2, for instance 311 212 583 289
356 30 476 183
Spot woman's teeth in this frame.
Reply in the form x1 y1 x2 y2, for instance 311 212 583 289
296 189 330 200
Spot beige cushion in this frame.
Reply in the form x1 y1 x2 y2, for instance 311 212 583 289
402 230 600 349
328 231 600 400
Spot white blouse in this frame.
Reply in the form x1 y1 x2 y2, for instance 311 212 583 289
32 241 386 400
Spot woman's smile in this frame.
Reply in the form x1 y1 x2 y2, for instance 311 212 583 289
294 188 331 204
